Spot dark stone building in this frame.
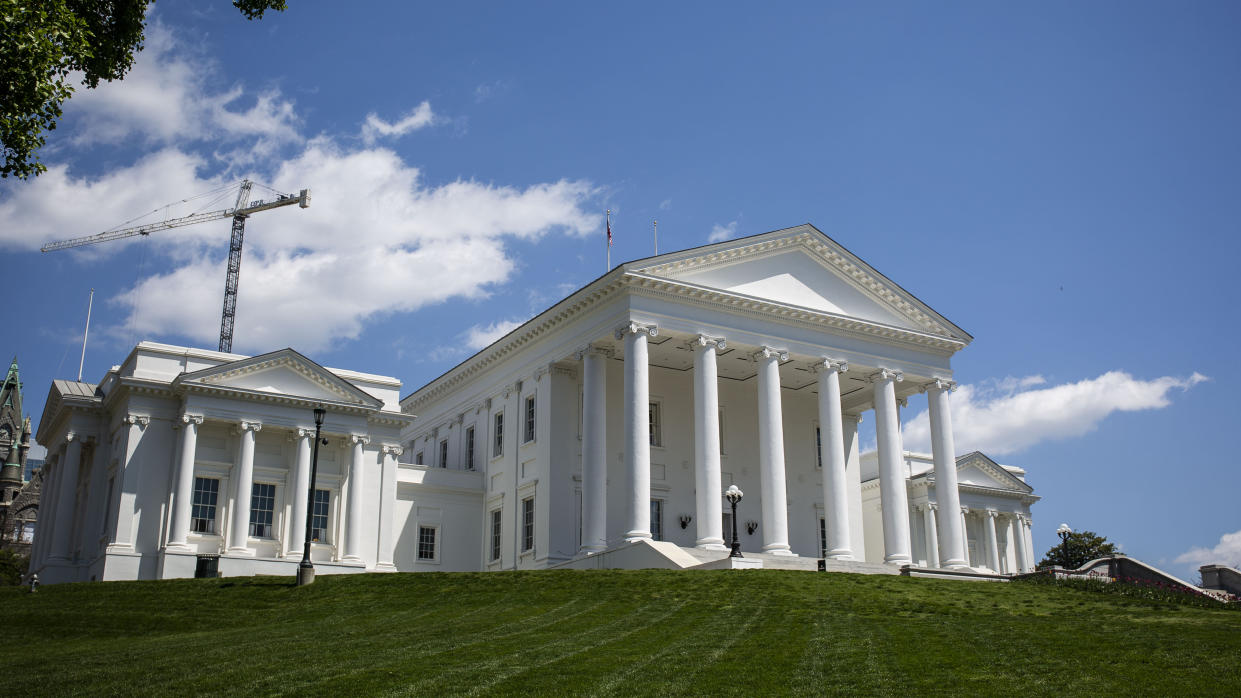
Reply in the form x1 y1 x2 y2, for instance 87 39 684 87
0 358 39 553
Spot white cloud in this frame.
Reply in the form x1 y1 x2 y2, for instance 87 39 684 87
659 199 672 210
708 221 738 243
1175 530 1241 568
3 23 601 354
360 102 435 145
901 371 1208 456
64 22 300 154
464 319 524 351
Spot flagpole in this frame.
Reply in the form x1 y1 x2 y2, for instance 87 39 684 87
606 209 611 271
653 219 658 255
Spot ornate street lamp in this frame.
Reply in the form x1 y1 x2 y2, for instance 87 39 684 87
1056 523 1072 569
724 485 744 558
297 405 327 586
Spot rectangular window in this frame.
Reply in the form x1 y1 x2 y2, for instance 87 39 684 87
490 509 503 561
522 497 535 552
249 483 276 538
465 426 476 470
309 489 331 542
650 499 664 541
493 412 504 457
439 439 449 469
190 477 219 534
815 426 822 469
524 395 536 443
418 526 437 561
819 517 827 558
415 451 424 465
649 402 662 447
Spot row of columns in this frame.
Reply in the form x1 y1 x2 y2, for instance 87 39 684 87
165 414 392 564
576 321 973 568
917 504 1033 573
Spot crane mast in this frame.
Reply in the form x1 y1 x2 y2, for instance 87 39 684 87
41 179 311 353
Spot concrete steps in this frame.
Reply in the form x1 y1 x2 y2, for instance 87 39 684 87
678 546 901 575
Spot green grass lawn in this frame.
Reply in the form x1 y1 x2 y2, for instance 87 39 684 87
2 570 1238 696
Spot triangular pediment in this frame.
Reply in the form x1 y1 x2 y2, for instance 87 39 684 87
628 224 970 342
175 348 382 409
954 452 1033 493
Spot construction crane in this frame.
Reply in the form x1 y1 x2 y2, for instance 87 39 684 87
41 180 311 353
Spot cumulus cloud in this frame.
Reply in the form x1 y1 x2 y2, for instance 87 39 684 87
360 102 435 145
65 22 300 153
2 22 601 354
901 371 1208 456
464 319 524 351
708 221 738 243
1175 530 1241 568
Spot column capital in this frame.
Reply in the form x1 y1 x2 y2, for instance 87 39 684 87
920 378 958 393
689 334 726 351
751 345 788 362
124 414 150 428
960 506 970 515
65 430 78 442
350 434 371 446
812 358 848 374
926 501 938 512
897 396 908 408
574 343 614 361
293 427 316 439
868 368 904 384
382 444 403 456
986 508 998 519
236 421 262 434
180 413 204 426
614 321 658 340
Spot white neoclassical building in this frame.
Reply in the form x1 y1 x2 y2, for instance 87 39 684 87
32 224 1038 582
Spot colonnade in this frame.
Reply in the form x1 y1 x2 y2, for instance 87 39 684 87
164 415 398 564
577 322 974 568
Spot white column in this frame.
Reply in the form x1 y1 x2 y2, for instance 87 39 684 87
618 322 656 542
167 414 203 551
871 369 911 565
754 346 793 556
342 434 370 563
1023 517 1036 572
578 345 610 554
49 433 83 562
960 507 972 566
31 454 60 569
109 415 148 552
923 504 940 568
843 414 866 559
1012 516 1027 573
692 335 726 550
1005 515 1021 575
377 444 401 570
287 428 313 556
923 379 968 569
227 421 261 556
815 358 853 559
984 509 1001 572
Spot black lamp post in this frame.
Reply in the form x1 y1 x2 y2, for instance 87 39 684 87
724 485 744 558
297 405 327 586
1056 523 1072 569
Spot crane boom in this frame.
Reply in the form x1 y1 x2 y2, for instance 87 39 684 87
40 180 311 352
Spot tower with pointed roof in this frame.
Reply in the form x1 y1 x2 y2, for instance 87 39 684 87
0 358 39 552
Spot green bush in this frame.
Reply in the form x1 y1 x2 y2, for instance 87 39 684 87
0 551 28 585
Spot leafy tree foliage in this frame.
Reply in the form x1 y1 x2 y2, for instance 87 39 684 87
1038 529 1117 570
0 0 286 179
0 550 28 585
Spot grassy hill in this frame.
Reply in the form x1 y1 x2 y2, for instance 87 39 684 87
2 569 1238 696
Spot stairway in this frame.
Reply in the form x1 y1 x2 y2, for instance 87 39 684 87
678 546 901 575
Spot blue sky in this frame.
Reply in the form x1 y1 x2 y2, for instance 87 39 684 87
2 1 1238 576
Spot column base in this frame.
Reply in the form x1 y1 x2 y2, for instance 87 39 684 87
941 559 971 570
696 542 729 551
226 547 256 558
374 562 398 573
339 555 365 565
825 551 855 561
578 545 607 556
884 555 913 566
624 532 652 543
164 543 194 554
762 544 797 557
